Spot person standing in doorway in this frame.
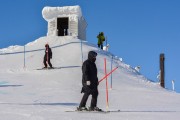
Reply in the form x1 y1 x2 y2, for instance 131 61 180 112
78 51 101 111
97 32 105 49
43 44 53 68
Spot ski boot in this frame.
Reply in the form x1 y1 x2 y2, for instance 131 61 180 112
77 107 88 111
89 107 102 111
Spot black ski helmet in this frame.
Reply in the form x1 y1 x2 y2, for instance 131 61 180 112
88 51 97 62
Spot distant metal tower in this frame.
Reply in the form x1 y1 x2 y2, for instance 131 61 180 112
160 53 165 88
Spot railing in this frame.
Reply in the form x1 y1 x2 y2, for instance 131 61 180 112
0 41 83 55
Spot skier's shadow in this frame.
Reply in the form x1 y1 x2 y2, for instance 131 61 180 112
55 66 81 69
0 85 23 87
0 102 79 106
33 103 79 106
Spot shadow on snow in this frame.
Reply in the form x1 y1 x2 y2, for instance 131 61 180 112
0 85 23 87
0 102 79 106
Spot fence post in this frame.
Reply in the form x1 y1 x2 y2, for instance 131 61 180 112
106 36 107 51
24 45 26 68
80 40 83 64
110 56 113 89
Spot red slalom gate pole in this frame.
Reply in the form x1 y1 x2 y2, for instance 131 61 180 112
99 66 118 83
104 58 109 110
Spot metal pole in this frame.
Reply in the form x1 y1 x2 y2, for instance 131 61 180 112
106 36 107 51
80 40 83 64
110 56 113 89
24 45 26 68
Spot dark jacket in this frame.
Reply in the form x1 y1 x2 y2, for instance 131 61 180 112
44 47 52 59
81 51 98 93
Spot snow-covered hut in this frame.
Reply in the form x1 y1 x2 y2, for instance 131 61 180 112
42 5 87 40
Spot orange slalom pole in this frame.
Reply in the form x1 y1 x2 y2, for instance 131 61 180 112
99 66 118 83
104 58 109 110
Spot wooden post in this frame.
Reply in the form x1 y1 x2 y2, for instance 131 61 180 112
160 53 165 88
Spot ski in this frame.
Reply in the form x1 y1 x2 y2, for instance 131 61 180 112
65 109 120 113
36 67 61 70
36 68 53 70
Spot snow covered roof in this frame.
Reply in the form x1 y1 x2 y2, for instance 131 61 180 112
42 5 82 21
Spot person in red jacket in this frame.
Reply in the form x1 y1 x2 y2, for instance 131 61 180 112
43 44 53 68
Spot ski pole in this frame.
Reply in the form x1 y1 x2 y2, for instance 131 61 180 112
99 66 118 83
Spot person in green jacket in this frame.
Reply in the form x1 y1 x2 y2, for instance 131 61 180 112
97 32 105 49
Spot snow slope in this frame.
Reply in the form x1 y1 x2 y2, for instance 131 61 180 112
0 36 180 120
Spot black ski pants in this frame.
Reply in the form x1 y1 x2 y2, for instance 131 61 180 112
98 44 103 49
79 87 98 108
43 56 52 68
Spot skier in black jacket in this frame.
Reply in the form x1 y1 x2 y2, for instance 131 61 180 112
43 44 53 68
78 51 101 111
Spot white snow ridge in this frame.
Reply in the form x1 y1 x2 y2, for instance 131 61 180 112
0 36 180 120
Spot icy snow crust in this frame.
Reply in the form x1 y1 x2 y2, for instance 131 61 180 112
0 36 180 120
42 5 82 21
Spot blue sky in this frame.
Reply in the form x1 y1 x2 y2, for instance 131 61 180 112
0 0 180 92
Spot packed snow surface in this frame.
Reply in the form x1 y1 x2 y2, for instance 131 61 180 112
0 36 180 120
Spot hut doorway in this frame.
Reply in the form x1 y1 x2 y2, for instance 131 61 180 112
57 17 69 36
